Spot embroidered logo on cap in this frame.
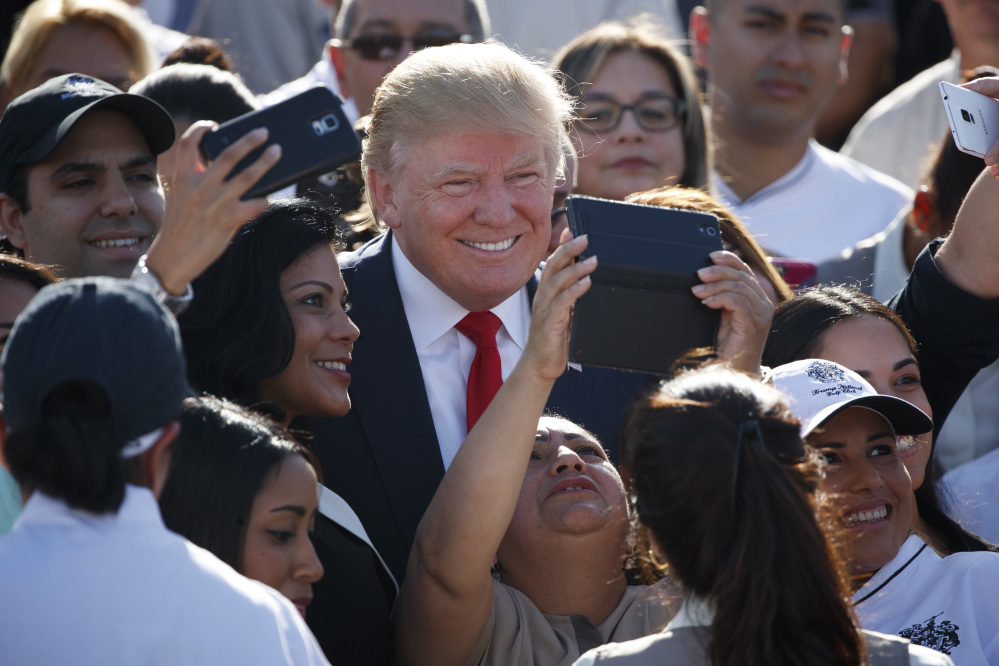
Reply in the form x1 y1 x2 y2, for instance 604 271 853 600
806 361 845 384
60 75 103 100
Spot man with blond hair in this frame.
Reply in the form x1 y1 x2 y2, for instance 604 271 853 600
312 42 652 583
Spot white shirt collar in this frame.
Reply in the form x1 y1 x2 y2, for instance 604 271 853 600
391 234 528 352
712 141 816 207
15 484 162 530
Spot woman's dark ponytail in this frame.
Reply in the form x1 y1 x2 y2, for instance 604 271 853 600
5 381 129 514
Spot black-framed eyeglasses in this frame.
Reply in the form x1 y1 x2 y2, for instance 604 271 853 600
335 31 474 61
578 94 686 133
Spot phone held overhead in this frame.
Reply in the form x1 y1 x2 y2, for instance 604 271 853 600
200 87 362 200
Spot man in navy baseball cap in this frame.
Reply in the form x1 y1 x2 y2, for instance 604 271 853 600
0 72 281 311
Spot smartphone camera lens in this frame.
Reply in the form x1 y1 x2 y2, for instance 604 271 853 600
706 226 717 237
962 109 976 124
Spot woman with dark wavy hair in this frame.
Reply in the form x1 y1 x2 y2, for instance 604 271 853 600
178 197 359 425
576 365 951 666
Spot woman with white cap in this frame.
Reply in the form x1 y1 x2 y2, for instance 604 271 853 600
772 359 999 666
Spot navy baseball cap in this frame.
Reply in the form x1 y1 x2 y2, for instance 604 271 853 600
0 73 175 194
1 277 191 444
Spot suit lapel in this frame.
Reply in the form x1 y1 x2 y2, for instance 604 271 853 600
344 234 446 545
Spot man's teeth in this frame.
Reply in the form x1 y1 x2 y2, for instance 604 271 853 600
842 505 888 527
91 237 140 248
315 361 346 371
460 237 515 251
563 485 587 491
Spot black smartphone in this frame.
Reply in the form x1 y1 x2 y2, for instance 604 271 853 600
565 195 722 375
199 87 362 201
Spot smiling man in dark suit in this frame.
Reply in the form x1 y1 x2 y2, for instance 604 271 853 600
310 42 652 585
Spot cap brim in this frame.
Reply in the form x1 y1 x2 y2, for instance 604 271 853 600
18 93 175 166
803 394 933 438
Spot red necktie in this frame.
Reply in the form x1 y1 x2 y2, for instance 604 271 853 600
455 311 503 432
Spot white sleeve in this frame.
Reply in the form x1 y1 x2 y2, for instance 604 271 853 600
908 644 956 666
571 652 598 666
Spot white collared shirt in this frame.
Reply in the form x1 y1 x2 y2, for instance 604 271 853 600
711 140 912 263
0 485 329 665
392 236 531 469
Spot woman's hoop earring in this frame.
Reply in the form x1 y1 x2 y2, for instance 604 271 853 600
648 548 669 572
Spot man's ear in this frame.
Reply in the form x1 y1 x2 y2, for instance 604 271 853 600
0 193 28 252
837 25 854 87
690 7 712 71
330 44 350 99
146 421 180 499
367 167 401 229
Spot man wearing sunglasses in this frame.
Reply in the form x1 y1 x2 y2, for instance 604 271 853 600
263 0 489 121
690 0 912 264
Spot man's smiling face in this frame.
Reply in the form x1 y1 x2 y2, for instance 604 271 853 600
370 131 553 312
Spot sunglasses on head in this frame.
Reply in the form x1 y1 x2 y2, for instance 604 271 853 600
337 31 474 61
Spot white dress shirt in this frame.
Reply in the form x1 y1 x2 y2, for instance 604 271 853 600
392 236 530 469
0 485 329 665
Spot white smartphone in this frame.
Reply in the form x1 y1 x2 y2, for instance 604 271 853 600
939 81 999 158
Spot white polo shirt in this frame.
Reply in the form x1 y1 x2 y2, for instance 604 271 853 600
0 485 329 665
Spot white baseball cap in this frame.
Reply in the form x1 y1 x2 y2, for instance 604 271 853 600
770 359 932 439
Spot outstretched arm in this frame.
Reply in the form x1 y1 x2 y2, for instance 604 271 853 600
933 77 999 299
143 121 281 296
394 235 596 666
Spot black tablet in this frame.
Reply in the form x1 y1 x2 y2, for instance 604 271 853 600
565 195 722 375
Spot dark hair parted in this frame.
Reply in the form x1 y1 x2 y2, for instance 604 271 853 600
158 396 321 571
4 381 142 514
762 284 915 369
623 366 867 666
130 63 256 126
178 198 341 408
552 21 710 190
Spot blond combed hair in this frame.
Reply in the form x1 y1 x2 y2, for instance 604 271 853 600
362 42 575 216
3 0 154 96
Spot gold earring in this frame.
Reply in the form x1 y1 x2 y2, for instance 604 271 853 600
648 548 669 572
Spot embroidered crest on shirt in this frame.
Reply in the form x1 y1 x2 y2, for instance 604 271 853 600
898 612 960 655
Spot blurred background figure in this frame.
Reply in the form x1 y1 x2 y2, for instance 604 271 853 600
552 21 709 202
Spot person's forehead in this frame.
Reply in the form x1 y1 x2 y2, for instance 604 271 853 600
27 23 135 92
351 0 469 35
537 416 601 445
404 131 548 180
823 407 893 439
716 0 843 24
29 109 153 173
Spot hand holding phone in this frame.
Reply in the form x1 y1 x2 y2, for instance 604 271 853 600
200 87 362 201
940 81 999 159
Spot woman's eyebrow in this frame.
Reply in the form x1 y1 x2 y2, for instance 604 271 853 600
270 505 306 516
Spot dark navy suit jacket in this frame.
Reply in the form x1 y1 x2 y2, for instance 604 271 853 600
307 233 655 583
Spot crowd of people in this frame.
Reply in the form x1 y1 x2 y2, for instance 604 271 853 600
2 0 999 664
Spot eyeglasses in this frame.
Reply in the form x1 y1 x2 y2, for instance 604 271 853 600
578 94 686 133
335 31 474 61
